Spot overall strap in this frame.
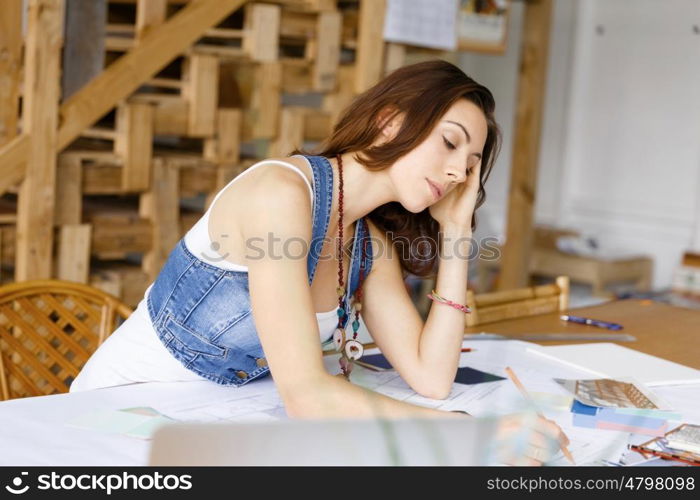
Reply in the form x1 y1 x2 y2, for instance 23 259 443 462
347 217 373 300
304 155 334 286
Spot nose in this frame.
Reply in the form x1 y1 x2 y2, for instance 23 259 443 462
446 165 467 185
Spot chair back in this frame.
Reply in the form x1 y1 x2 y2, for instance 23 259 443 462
0 280 132 400
465 276 569 327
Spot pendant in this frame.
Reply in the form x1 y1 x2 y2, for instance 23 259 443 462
338 356 352 381
344 339 363 361
339 355 353 377
332 327 346 352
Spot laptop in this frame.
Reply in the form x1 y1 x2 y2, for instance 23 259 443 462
148 416 507 466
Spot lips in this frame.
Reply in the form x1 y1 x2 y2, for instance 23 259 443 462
427 178 443 201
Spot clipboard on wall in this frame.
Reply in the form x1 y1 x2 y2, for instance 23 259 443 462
457 0 511 54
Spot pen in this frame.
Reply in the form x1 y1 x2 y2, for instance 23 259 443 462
504 366 576 465
461 348 475 352
560 315 623 331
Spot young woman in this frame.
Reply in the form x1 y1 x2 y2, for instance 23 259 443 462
71 59 568 465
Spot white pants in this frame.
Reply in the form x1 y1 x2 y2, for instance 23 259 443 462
69 297 208 392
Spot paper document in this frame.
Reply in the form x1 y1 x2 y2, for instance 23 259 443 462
66 406 175 440
527 343 700 386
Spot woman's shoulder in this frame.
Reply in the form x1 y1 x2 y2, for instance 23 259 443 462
242 156 313 206
208 156 314 244
247 156 313 188
234 157 314 234
213 156 312 210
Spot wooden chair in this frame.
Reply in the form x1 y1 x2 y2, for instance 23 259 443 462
0 280 132 401
465 276 570 327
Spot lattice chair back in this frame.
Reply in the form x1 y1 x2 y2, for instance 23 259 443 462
465 276 570 327
0 280 132 400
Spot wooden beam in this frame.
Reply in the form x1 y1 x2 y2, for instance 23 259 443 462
281 59 314 94
0 227 9 268
0 0 249 193
384 42 406 74
312 10 341 92
88 219 153 257
154 100 190 136
267 0 336 12
57 224 92 283
323 64 357 127
270 107 306 157
129 94 190 135
355 0 386 93
2 218 153 262
15 0 65 281
304 110 332 140
252 63 283 139
280 10 317 39
183 54 219 137
56 0 248 150
55 155 83 226
136 0 167 40
90 263 150 308
0 135 29 195
115 101 154 191
242 3 280 62
140 158 180 280
61 0 106 99
0 0 20 266
0 0 23 147
204 108 243 164
498 0 553 290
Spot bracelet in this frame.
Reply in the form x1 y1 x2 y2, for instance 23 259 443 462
426 289 471 314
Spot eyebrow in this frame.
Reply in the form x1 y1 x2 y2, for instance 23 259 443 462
445 120 482 160
446 120 471 143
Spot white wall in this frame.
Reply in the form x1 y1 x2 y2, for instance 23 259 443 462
464 0 700 288
459 0 525 243
534 0 578 225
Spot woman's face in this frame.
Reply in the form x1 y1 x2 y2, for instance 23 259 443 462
383 99 489 213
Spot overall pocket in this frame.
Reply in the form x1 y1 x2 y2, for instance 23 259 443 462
161 314 227 358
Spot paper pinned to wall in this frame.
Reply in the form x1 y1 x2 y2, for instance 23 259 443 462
383 0 459 51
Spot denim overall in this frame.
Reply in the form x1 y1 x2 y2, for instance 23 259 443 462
146 155 373 387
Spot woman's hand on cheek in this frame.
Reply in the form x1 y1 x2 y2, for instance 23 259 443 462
428 161 481 231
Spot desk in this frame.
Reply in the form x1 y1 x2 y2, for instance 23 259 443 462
1 341 698 466
462 299 700 370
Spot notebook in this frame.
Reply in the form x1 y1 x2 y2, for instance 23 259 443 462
526 343 700 387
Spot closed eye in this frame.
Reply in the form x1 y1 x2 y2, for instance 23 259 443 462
443 136 456 150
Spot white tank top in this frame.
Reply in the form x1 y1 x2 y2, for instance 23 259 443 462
181 155 339 342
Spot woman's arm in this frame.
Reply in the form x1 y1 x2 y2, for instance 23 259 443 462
242 167 466 420
417 223 472 396
286 372 467 420
361 220 471 400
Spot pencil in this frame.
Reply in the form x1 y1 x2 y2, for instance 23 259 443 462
504 366 576 465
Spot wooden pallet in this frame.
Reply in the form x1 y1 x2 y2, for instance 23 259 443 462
0 0 411 291
269 106 333 156
105 1 279 63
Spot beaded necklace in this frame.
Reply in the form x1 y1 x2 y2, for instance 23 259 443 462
332 153 369 380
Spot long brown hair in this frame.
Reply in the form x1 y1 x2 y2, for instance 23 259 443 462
291 59 501 278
